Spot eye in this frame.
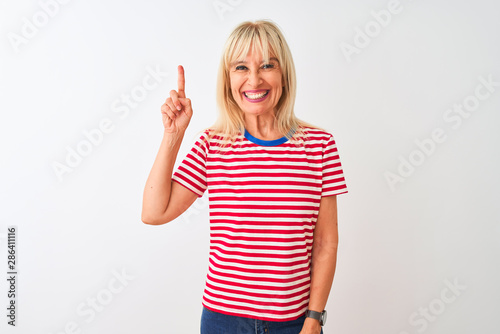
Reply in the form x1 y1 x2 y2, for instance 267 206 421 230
235 65 248 71
262 64 275 69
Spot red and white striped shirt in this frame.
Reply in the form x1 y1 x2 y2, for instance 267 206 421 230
171 125 348 321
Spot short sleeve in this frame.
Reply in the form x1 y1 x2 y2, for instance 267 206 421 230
321 134 348 197
171 130 209 198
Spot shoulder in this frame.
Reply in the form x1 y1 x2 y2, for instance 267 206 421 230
185 127 214 151
199 127 226 139
194 127 217 140
296 125 335 142
193 127 234 149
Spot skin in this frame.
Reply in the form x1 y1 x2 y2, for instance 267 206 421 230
143 59 339 334
299 195 339 334
229 44 284 140
141 65 198 226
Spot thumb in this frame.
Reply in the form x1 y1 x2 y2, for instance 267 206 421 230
178 97 191 107
178 98 192 114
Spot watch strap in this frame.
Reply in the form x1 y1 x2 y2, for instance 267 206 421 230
305 309 325 326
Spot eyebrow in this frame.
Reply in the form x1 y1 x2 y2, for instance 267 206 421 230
231 57 279 66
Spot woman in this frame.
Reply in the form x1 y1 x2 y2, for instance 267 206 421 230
142 20 348 334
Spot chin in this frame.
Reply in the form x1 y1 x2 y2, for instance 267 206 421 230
240 106 272 114
242 110 267 117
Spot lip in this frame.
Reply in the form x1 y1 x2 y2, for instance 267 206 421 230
243 89 269 93
242 90 270 103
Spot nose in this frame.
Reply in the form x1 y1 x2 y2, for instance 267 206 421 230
247 69 262 87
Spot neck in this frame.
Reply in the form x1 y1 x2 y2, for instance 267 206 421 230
243 111 281 140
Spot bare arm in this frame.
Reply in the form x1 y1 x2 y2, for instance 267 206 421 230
300 195 339 334
141 130 197 225
141 65 197 225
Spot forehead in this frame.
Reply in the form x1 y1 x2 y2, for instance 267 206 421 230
231 57 279 65
229 39 278 65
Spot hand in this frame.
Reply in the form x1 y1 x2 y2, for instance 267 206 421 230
299 317 322 334
161 65 193 133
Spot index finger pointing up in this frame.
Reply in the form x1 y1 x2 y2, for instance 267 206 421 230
177 65 186 99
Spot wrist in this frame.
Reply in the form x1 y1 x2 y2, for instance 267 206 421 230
161 130 185 154
305 309 327 326
303 317 322 331
163 129 185 144
163 128 185 136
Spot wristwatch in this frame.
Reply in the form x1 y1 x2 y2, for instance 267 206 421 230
305 309 327 326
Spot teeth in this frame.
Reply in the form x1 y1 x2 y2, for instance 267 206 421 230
244 91 268 99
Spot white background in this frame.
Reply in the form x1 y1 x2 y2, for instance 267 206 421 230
1 0 499 333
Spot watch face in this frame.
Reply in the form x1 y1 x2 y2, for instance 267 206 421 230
322 310 327 325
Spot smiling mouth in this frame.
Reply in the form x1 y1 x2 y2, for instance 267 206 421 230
243 90 269 100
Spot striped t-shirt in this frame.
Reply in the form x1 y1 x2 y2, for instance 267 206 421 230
171 125 348 321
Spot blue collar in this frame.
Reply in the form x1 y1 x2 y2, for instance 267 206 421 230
243 127 296 146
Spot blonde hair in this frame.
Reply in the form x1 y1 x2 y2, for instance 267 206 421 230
198 19 325 151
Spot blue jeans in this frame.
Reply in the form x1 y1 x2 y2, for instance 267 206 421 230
200 306 323 334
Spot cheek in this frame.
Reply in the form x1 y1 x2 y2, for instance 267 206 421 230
272 77 283 99
271 74 283 90
228 82 237 99
229 76 241 95
274 88 283 102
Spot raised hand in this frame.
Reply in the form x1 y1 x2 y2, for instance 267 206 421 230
161 65 193 133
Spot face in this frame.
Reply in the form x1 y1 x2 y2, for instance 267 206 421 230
229 45 284 118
